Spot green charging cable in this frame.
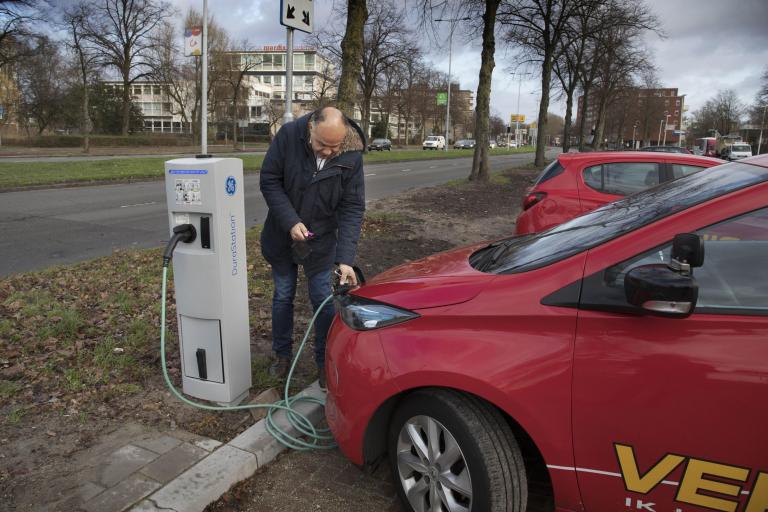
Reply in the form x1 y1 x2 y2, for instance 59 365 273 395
160 266 337 451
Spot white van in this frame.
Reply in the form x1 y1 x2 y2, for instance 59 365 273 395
724 143 753 161
422 135 445 150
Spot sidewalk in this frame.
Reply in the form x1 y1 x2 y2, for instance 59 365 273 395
56 384 326 512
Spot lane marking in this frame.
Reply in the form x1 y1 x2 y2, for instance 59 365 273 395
401 168 411 172
120 201 157 208
365 173 376 177
429 165 436 168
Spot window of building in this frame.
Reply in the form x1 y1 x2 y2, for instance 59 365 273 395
676 99 681 106
304 76 313 87
293 53 304 71
274 75 283 86
273 92 283 99
153 86 161 96
262 54 273 69
305 54 315 70
134 86 143 95
263 75 272 84
273 54 284 68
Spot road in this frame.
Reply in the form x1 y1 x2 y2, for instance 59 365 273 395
0 152 549 276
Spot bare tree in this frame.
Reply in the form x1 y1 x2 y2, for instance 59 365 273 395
337 0 367 117
148 21 195 135
692 90 744 136
214 46 261 148
501 0 580 167
17 36 66 134
83 0 174 135
0 0 40 70
62 2 99 152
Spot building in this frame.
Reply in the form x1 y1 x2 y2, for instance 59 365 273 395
577 87 686 147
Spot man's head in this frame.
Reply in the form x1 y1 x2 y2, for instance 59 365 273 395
309 106 348 159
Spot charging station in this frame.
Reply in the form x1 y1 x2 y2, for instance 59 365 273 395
164 157 251 405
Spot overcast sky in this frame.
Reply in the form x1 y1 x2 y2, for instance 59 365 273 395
166 0 768 124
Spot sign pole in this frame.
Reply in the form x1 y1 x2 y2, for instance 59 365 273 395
201 0 208 154
283 27 294 124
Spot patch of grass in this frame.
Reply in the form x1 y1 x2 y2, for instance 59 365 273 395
251 356 283 392
49 307 85 342
0 318 14 338
64 368 85 392
6 406 25 425
0 380 23 399
0 147 534 190
92 336 137 379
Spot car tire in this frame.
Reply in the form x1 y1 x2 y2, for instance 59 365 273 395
388 389 527 512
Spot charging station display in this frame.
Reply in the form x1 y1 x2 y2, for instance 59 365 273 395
164 158 251 405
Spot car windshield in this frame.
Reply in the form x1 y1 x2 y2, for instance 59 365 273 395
427 136 439 141
372 139 386 144
470 161 768 274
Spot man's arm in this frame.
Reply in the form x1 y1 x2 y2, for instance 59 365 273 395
259 126 302 233
335 155 366 268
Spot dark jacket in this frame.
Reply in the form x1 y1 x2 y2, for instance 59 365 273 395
260 112 366 276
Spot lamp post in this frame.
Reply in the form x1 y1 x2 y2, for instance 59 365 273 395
758 104 766 155
662 113 671 146
201 0 208 154
632 121 638 150
435 17 471 151
513 72 530 149
657 110 668 145
678 94 686 147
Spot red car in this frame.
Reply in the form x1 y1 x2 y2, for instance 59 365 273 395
325 156 768 512
515 152 722 235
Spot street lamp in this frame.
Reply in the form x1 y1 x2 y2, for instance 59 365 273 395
658 111 668 145
758 103 767 155
435 17 471 151
662 113 671 146
632 121 639 150
512 72 530 150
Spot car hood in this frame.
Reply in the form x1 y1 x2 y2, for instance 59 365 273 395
351 242 494 310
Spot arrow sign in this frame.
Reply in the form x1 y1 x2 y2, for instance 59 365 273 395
280 0 313 33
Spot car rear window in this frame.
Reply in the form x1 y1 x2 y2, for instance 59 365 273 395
470 161 768 274
533 159 565 185
732 145 751 152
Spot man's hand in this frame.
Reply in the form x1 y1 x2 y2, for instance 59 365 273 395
337 263 358 286
290 222 310 241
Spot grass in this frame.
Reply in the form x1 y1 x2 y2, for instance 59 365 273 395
0 147 534 190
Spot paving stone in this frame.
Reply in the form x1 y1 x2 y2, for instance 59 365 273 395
100 445 160 488
140 445 256 512
79 481 107 502
139 443 209 484
133 435 182 455
83 474 161 512
193 438 222 452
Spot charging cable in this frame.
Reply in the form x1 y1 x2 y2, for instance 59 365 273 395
160 227 336 451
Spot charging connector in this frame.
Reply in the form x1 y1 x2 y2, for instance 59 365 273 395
162 223 197 267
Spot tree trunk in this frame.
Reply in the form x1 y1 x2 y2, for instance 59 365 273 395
122 76 130 136
535 55 553 167
232 89 239 149
337 0 367 118
578 84 591 151
562 88 574 153
591 93 609 149
469 0 500 182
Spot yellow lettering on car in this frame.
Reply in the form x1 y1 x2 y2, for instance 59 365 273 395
746 472 768 512
675 459 748 512
615 443 685 493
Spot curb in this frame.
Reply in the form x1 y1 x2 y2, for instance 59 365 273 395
129 383 327 512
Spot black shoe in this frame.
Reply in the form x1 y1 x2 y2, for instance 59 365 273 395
269 357 290 379
318 367 327 390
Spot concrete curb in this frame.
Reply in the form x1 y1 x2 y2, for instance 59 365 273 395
130 383 327 512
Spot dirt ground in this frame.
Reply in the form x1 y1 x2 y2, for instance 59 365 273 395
0 165 538 511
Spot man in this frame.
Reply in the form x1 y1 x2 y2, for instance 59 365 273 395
260 106 366 389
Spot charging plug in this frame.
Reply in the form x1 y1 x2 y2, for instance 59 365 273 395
162 223 197 266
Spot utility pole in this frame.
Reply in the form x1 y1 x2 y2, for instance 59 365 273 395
283 27 295 124
514 73 529 147
662 113 670 146
758 104 766 155
435 17 470 151
201 0 208 154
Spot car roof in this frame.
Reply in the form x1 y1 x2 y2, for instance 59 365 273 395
557 151 721 165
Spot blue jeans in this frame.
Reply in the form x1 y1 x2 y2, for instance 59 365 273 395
271 263 334 366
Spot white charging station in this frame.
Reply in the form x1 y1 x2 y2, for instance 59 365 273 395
164 157 251 405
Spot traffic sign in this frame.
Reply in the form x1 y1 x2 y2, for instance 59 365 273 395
510 114 525 124
280 0 313 33
436 92 448 106
673 130 686 135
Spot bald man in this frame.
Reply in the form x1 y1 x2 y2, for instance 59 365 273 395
259 106 366 388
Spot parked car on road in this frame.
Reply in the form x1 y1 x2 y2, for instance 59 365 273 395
640 145 693 154
325 155 768 512
515 151 721 235
722 143 753 161
454 139 476 149
489 140 497 149
422 136 445 150
367 138 392 151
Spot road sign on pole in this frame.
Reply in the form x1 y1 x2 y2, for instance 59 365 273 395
280 0 313 33
436 92 448 106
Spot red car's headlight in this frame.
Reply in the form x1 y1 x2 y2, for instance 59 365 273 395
337 295 419 330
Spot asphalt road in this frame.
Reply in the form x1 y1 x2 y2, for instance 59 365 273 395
0 152 550 276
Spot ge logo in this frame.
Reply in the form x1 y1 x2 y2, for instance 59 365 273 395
225 176 237 196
